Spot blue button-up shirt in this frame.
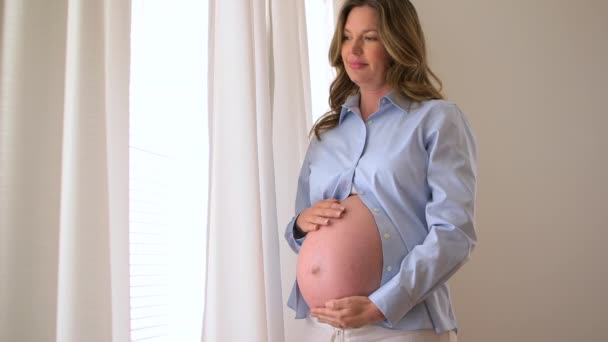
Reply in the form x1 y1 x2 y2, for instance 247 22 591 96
284 92 477 333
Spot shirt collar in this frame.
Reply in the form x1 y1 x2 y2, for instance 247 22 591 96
339 91 413 125
338 93 360 124
385 91 413 113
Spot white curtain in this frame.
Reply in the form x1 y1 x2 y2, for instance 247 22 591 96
0 1 131 341
203 0 310 341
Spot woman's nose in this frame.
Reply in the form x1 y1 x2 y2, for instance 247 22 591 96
351 39 363 55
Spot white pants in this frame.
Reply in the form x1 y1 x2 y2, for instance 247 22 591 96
304 317 458 342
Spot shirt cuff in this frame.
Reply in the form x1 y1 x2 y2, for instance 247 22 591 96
368 274 415 328
285 214 306 252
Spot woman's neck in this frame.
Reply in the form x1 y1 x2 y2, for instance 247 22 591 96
359 86 391 120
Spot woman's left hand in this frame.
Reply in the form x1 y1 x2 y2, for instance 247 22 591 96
310 296 385 329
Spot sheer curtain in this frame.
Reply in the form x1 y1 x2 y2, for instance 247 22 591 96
203 0 310 341
0 1 131 341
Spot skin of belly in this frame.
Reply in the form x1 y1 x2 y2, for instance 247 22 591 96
296 195 383 309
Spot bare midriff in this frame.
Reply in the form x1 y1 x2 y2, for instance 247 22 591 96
296 195 383 309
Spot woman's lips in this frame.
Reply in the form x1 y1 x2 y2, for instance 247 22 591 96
349 62 367 69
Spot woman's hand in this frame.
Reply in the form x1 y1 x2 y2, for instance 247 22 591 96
310 296 385 329
295 198 345 234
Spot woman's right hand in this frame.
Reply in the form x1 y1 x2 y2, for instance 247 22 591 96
295 198 345 235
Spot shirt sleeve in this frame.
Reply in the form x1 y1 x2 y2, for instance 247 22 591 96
284 141 314 253
369 103 478 327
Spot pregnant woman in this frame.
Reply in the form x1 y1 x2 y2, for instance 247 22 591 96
284 1 477 341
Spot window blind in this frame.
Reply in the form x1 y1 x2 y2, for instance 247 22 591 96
129 0 209 341
129 147 171 341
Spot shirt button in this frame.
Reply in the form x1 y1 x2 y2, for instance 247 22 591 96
383 233 390 239
387 266 393 272
367 120 373 125
372 208 380 213
358 190 365 195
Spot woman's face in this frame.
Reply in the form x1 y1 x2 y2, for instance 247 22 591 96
341 6 391 91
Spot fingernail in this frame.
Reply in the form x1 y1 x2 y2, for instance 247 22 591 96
324 219 329 224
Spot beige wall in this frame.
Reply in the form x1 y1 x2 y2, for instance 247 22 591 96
413 0 608 341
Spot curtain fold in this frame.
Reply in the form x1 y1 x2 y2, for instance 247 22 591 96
204 0 310 341
0 1 131 341
269 0 313 338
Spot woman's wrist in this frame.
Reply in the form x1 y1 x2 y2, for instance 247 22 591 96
294 216 307 239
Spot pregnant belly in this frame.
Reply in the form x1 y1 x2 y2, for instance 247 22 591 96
296 195 383 309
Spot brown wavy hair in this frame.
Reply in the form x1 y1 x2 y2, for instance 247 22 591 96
312 0 444 139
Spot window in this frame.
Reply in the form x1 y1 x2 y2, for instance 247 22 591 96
305 0 336 122
129 1 209 341
129 1 334 341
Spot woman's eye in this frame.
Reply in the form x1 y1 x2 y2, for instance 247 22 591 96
342 35 352 41
364 36 378 41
